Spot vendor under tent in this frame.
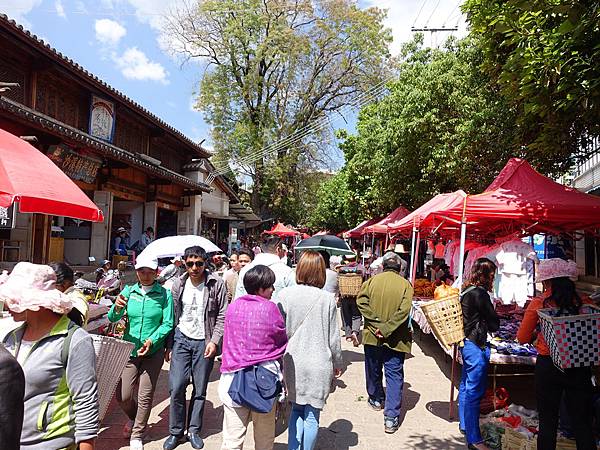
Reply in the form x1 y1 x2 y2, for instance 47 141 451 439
264 222 299 237
0 127 104 222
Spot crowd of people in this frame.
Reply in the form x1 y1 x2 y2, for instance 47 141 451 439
0 232 595 450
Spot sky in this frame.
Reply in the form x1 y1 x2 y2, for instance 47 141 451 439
0 0 467 164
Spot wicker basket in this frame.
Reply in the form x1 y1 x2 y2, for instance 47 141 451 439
91 335 134 421
338 274 363 297
420 295 464 349
538 305 600 369
502 428 536 450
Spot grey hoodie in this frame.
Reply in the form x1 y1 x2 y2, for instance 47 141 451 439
3 315 99 450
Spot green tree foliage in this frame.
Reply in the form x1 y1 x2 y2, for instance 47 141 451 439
311 35 523 231
307 171 351 232
462 0 600 168
164 0 391 219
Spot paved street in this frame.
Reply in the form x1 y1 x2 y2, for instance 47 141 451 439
97 328 467 450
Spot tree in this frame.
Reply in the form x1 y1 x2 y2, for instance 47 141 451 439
307 170 352 232
462 0 600 169
164 0 391 218
311 35 523 228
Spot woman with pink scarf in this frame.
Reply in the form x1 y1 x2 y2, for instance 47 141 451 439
219 265 287 450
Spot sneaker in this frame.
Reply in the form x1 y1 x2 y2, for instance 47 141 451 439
368 398 384 411
384 416 400 434
130 438 144 450
122 420 134 439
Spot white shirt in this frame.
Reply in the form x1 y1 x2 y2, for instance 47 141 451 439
234 253 295 301
323 269 339 296
218 361 282 408
495 240 538 275
177 278 206 339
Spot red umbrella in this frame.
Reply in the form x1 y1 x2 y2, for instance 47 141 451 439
0 128 104 222
264 222 298 237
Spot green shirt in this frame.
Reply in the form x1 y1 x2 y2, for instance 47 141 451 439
356 270 413 353
108 282 174 357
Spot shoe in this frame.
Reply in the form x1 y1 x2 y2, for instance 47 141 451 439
351 332 360 347
368 397 384 411
163 435 184 450
459 428 466 435
122 420 134 439
188 432 204 449
384 416 399 434
467 443 490 450
130 439 144 450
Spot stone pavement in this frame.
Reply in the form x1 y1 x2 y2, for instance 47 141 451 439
97 330 467 450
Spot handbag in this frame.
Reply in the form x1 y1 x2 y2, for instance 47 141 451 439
228 365 282 413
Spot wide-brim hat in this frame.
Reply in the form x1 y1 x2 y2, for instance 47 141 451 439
0 262 72 314
170 256 183 264
117 227 127 233
537 258 578 282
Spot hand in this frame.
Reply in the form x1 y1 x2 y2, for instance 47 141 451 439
204 342 217 359
375 329 384 339
334 368 343 378
164 349 172 363
115 294 127 311
137 339 152 357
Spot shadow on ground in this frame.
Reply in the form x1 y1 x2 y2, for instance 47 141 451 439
403 433 466 449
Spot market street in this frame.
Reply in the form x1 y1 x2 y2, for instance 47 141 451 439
97 331 467 450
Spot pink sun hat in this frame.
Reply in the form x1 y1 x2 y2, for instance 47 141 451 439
0 262 73 314
537 258 578 282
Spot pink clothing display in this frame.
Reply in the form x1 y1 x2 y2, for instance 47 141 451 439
220 294 287 373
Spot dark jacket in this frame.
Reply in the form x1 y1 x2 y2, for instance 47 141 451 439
0 343 24 450
166 271 228 349
461 286 500 347
357 269 413 353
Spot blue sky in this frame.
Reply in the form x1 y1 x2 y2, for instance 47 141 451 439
1 0 466 166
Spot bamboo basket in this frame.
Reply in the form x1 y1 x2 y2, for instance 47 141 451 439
91 335 134 421
502 428 536 450
420 295 464 349
338 274 363 297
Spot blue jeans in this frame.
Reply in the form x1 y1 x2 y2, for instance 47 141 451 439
364 344 405 419
168 328 215 436
458 340 490 445
288 403 321 450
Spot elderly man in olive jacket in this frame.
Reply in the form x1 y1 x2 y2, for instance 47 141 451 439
357 252 413 435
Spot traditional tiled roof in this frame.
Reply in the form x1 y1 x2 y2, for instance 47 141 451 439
0 96 210 192
0 14 211 159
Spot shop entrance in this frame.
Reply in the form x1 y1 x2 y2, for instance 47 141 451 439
157 208 177 239
112 198 144 253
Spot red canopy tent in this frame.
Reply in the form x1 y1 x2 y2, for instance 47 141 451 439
0 128 104 222
264 222 299 237
343 217 381 239
364 206 411 234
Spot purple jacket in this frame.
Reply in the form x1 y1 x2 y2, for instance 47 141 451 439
221 294 287 373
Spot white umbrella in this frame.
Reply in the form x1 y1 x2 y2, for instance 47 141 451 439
138 235 221 261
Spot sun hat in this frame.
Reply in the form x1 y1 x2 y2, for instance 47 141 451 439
537 258 578 282
117 227 127 233
135 256 158 270
0 262 73 314
170 256 183 264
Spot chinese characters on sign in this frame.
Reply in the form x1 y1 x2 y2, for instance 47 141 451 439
48 145 102 184
89 95 115 142
0 205 15 229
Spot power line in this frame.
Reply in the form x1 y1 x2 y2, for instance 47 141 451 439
424 0 441 27
443 1 461 27
411 0 428 28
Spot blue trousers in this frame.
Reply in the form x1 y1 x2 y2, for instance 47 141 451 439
458 340 490 445
168 328 215 436
288 403 321 450
364 344 405 419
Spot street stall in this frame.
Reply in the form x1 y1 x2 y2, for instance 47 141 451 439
362 205 410 254
388 158 600 440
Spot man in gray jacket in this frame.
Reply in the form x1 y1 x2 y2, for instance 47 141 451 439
164 246 227 450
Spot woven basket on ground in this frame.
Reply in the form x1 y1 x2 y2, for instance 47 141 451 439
91 335 134 421
501 428 536 450
338 274 363 297
420 295 464 349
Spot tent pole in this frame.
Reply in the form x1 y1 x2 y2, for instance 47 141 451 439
457 220 468 289
362 234 366 266
371 233 375 257
411 229 421 284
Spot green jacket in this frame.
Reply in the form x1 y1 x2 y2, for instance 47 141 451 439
108 281 174 357
356 270 413 353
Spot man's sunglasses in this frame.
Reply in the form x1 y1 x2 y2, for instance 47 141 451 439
186 261 205 268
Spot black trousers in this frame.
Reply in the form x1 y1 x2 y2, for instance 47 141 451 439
340 296 362 337
535 356 595 450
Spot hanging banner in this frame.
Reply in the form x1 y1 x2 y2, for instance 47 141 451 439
89 95 116 142
0 204 15 229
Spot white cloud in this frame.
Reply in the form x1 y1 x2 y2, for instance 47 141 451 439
125 0 188 30
113 47 169 84
95 19 127 46
74 1 88 14
1 0 42 26
55 0 66 19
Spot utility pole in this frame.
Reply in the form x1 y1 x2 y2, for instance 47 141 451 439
411 26 458 48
